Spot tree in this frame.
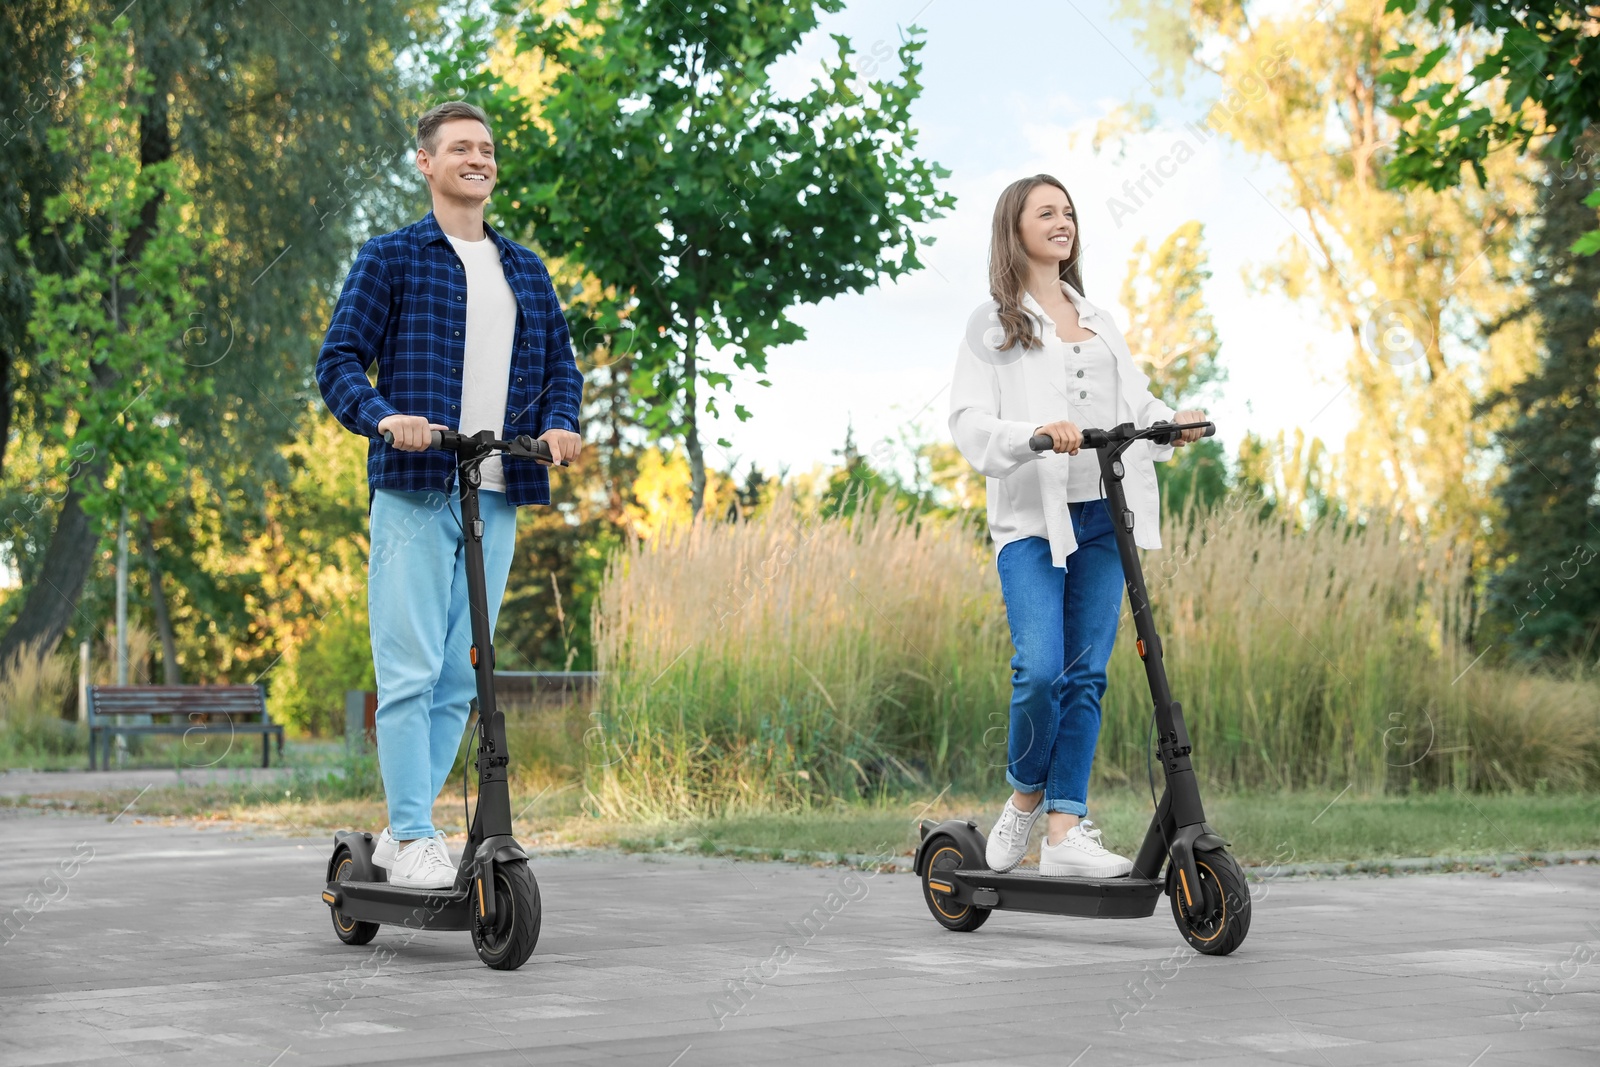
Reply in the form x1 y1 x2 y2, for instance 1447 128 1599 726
460 0 954 514
1480 130 1600 659
1380 0 1600 255
0 0 81 484
1118 220 1230 515
1113 0 1539 541
1 0 430 676
2 19 209 668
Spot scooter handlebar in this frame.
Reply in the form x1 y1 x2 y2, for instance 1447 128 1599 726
381 429 564 465
1028 420 1215 452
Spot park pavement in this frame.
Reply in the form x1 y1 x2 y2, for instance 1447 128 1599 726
0 808 1595 1067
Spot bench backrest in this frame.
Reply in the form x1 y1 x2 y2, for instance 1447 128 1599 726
86 685 268 725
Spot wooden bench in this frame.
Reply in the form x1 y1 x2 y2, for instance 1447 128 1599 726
86 685 284 770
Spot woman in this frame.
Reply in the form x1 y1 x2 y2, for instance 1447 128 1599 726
948 174 1207 877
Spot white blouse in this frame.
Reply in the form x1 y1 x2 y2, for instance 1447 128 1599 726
948 282 1177 567
1058 331 1121 502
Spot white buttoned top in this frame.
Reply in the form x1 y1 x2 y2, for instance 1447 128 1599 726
948 281 1178 567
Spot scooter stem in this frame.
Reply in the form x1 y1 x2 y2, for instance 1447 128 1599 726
1094 425 1208 901
457 457 514 844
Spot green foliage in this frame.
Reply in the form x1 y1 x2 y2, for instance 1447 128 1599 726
819 424 897 520
268 596 375 737
1382 0 1600 253
1155 437 1228 518
1119 219 1227 410
444 0 954 511
19 19 211 519
1479 133 1600 659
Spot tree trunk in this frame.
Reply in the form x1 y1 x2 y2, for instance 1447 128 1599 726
139 520 180 684
683 316 706 516
0 467 104 670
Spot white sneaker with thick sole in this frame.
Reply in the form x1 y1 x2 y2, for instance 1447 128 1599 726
373 828 448 871
1039 819 1134 878
985 798 1045 872
389 837 458 890
372 827 398 869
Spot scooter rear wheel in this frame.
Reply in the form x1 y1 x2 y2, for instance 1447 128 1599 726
1170 847 1250 956
329 845 380 946
472 858 541 970
921 835 990 932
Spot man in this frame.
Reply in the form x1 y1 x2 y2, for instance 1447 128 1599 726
316 101 583 889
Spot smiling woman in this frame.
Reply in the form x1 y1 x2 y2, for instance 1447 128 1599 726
948 173 1213 879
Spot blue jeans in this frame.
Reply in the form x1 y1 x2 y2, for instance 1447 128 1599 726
368 486 517 839
995 500 1125 816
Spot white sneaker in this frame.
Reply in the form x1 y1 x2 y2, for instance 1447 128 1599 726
372 827 398 869
389 837 458 890
372 828 448 871
985 798 1045 872
1039 819 1134 878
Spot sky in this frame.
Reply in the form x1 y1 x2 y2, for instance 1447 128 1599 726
682 0 1355 484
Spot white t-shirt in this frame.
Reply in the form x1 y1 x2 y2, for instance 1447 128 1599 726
448 233 518 493
1059 331 1121 502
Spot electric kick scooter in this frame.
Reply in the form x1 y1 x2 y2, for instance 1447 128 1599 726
915 419 1251 956
321 428 562 971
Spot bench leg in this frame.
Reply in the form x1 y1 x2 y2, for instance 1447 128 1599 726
89 729 96 771
262 731 269 768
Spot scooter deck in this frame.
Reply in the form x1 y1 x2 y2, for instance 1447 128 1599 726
942 866 1164 919
323 879 475 931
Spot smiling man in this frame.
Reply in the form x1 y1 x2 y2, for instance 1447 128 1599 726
316 100 583 890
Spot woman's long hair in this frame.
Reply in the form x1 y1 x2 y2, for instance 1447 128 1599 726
989 174 1084 351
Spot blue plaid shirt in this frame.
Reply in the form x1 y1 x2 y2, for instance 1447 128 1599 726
316 212 583 507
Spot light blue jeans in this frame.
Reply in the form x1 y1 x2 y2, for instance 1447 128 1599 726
368 486 517 839
995 500 1126 816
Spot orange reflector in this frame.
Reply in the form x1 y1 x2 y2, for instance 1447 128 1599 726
928 880 954 894
477 878 487 914
321 891 337 905
1179 868 1194 908
470 646 478 667
1136 639 1146 658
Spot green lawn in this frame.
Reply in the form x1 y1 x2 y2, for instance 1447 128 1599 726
10 778 1599 870
618 790 1600 868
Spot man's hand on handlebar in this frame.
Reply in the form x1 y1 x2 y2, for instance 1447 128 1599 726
378 414 451 453
537 429 581 467
1171 409 1208 447
1032 420 1084 456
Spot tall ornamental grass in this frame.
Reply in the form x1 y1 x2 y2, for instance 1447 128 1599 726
587 493 1599 817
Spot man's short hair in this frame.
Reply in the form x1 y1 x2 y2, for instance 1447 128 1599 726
417 101 493 154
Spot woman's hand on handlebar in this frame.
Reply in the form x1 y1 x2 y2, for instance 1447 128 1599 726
1172 409 1208 447
378 414 450 452
1033 420 1083 456
537 428 582 466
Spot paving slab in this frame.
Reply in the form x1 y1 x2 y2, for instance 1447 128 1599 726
0 808 1596 1066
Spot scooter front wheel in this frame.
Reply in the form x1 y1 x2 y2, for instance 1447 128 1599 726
1170 847 1250 956
472 858 541 970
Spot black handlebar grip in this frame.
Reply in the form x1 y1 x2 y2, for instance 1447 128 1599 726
381 429 444 449
1203 423 1216 438
1028 433 1053 452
